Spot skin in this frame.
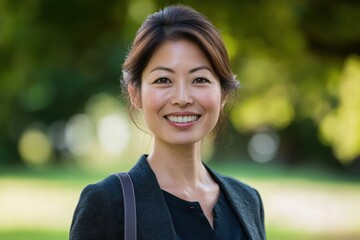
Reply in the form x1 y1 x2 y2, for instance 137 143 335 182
129 39 226 228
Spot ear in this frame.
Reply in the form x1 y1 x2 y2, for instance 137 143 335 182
128 84 141 108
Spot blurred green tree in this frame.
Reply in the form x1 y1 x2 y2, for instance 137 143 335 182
0 0 129 164
1 0 360 167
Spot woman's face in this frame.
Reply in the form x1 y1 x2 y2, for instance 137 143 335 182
136 39 224 146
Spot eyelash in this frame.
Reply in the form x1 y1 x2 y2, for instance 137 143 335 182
153 77 211 85
193 77 211 84
153 77 171 84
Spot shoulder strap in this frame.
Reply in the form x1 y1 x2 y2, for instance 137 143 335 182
115 172 137 240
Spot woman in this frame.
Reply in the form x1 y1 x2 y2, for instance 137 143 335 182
70 5 265 240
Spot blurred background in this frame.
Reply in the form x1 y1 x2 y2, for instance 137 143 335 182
1 0 360 239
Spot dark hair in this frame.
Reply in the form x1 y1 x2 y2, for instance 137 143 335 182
121 5 239 137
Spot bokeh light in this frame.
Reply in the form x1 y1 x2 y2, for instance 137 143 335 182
248 128 280 163
64 114 94 156
18 125 53 165
97 113 129 155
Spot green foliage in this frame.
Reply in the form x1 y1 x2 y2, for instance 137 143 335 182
1 0 360 166
320 56 360 164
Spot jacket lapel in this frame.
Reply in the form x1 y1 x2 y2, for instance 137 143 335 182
128 156 262 240
129 155 177 240
207 167 262 240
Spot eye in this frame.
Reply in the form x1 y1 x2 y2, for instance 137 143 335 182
154 77 171 84
192 77 211 84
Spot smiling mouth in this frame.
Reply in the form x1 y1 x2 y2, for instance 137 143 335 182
166 115 200 124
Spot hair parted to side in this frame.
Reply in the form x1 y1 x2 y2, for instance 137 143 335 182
121 4 239 137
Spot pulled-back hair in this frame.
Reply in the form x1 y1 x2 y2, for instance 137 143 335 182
121 5 239 136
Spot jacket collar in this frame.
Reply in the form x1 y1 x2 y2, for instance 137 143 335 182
128 155 259 240
128 155 177 239
206 166 263 240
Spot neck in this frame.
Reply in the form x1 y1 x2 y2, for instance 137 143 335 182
147 140 210 190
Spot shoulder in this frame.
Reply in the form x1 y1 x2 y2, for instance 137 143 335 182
75 174 123 213
221 175 264 213
80 174 121 202
70 174 124 239
222 175 260 198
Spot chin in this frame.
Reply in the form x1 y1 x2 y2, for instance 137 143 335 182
163 136 203 146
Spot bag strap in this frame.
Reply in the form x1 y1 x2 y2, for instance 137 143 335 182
115 172 137 240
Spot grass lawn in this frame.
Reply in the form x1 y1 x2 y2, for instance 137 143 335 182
0 229 67 240
1 162 359 240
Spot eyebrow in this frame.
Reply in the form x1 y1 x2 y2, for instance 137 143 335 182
150 65 213 74
150 66 174 73
189 66 213 74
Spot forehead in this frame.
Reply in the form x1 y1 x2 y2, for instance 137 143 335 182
144 39 212 71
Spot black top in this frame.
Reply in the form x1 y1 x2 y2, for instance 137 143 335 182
162 190 247 240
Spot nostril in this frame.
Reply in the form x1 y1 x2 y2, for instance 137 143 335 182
171 97 193 106
170 89 193 106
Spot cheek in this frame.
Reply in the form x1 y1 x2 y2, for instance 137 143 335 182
141 89 166 114
198 89 222 112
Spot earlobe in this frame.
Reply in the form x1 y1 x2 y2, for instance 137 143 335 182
221 93 228 109
128 84 141 108
221 100 226 109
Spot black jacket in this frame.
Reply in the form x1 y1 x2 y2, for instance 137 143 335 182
70 155 266 239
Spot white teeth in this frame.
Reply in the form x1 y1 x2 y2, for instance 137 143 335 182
167 115 198 123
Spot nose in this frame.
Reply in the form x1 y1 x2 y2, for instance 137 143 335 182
170 82 193 106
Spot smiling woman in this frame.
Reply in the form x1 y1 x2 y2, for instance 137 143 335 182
138 40 223 146
70 5 266 240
